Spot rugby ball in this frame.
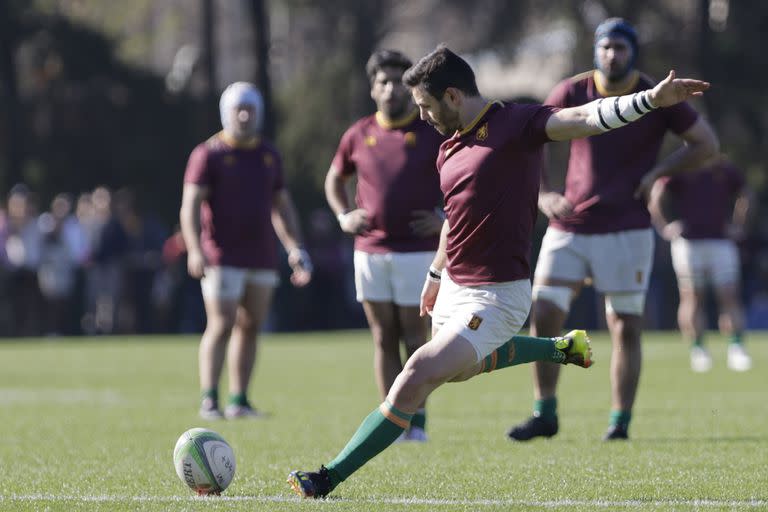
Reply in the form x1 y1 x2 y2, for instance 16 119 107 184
173 428 236 495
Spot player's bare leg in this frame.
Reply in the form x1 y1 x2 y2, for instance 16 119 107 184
508 278 580 441
397 305 430 440
715 283 751 371
225 283 273 418
604 312 642 440
361 301 402 402
287 327 593 498
678 286 711 372
198 298 237 419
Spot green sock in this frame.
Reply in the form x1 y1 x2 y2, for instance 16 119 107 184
479 335 566 372
692 335 704 348
728 333 743 345
533 397 557 421
228 392 248 406
411 408 426 430
325 401 412 487
609 410 631 428
201 388 218 402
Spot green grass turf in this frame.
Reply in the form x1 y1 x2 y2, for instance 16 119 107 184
0 331 766 511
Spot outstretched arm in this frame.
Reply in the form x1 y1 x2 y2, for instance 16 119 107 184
545 70 711 141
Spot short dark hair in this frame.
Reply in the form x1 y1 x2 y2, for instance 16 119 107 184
365 50 413 83
402 45 480 100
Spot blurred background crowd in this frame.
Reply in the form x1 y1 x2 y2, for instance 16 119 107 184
0 0 767 336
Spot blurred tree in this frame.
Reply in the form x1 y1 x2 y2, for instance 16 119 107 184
249 0 275 139
0 0 24 192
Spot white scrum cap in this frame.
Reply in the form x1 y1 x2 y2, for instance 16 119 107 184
219 81 264 132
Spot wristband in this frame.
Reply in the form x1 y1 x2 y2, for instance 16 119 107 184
427 266 442 281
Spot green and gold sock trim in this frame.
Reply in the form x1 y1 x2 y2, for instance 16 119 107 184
378 401 413 429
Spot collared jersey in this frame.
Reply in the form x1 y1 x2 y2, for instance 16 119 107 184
332 111 444 253
184 132 284 269
546 70 699 234
661 160 745 239
437 101 556 286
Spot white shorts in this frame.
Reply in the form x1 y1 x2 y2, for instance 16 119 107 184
200 266 279 301
354 250 435 306
671 238 740 289
535 227 654 294
431 273 531 362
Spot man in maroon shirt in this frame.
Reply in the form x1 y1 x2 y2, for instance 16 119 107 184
325 50 445 442
507 18 719 442
288 45 708 498
649 154 752 372
180 82 312 420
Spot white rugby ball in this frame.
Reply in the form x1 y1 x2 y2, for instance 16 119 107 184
173 428 236 495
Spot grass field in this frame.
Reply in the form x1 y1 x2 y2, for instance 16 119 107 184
0 330 766 511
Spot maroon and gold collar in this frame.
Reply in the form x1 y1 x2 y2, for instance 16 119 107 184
456 101 503 138
219 131 261 149
375 109 419 129
593 69 640 97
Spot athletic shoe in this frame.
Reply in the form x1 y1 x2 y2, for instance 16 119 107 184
555 329 594 368
199 397 223 420
224 402 265 419
287 466 333 499
690 346 713 373
507 414 559 441
727 344 752 372
602 424 629 441
395 426 428 443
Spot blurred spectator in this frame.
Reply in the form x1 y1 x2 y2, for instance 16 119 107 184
1 184 44 336
81 186 124 334
112 187 168 333
37 193 88 335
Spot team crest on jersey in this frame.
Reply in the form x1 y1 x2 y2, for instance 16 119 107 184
467 314 483 331
263 153 274 167
475 123 489 141
404 132 417 146
223 155 237 166
365 135 377 146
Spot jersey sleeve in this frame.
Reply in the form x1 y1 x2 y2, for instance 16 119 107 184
518 103 559 146
724 162 746 194
662 101 699 135
183 144 211 186
331 127 357 176
271 148 286 192
544 79 572 108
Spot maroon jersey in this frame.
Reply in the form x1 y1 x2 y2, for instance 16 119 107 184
438 101 556 286
662 160 745 239
332 111 444 253
546 71 699 234
184 132 284 269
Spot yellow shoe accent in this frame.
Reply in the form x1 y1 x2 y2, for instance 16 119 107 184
562 329 593 368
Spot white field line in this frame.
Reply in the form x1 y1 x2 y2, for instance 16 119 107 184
2 494 766 508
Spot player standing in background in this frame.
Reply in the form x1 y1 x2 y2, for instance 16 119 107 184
325 50 445 442
507 18 719 442
287 44 708 499
648 154 753 372
180 82 312 420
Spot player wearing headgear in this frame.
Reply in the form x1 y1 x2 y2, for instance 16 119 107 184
180 82 313 420
507 18 719 442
